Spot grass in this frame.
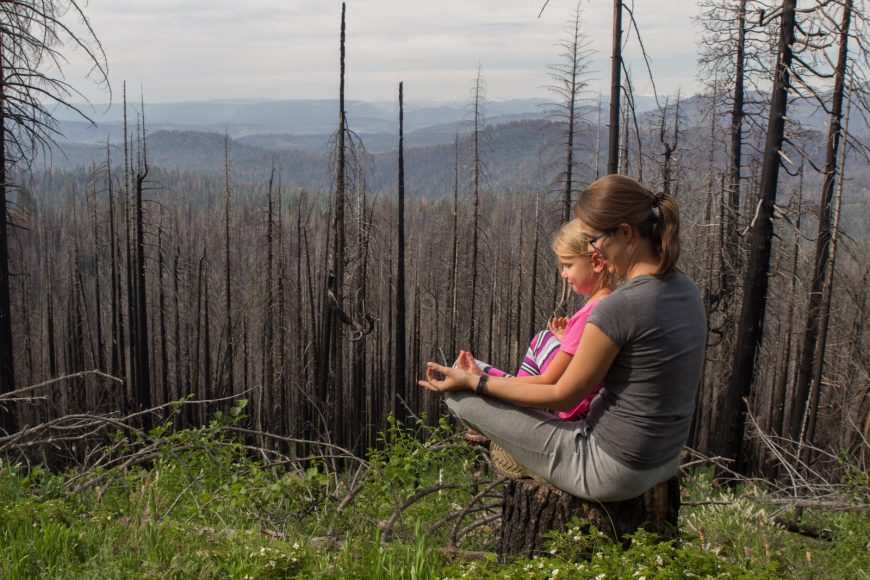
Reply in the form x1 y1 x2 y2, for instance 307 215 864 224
1 415 867 579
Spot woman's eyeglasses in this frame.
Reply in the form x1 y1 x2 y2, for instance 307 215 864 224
585 229 615 252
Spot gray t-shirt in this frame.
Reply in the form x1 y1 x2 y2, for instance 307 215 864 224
586 272 706 470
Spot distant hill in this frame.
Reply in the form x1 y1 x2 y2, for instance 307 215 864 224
54 98 559 145
52 96 683 147
46 118 577 198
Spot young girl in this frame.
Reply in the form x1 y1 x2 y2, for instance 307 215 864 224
458 218 615 425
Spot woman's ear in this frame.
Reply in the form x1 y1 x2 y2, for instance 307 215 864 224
619 222 633 242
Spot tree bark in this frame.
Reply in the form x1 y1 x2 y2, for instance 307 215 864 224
607 0 623 175
724 0 796 473
499 478 679 560
469 66 484 354
134 109 152 429
0 44 16 433
790 0 852 445
394 81 407 422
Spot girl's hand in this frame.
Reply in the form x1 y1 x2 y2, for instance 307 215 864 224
454 349 474 371
462 351 484 377
548 317 569 342
419 362 475 393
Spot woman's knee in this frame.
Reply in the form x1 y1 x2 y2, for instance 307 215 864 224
444 391 478 420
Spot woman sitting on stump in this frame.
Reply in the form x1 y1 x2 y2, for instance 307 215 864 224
419 174 706 502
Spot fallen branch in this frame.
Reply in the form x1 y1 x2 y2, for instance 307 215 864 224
763 498 869 511
430 501 503 535
381 483 461 543
0 370 123 401
773 517 834 540
449 477 506 549
327 481 367 537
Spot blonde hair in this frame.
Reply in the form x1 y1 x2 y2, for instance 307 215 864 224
552 219 616 294
552 218 592 259
574 174 680 277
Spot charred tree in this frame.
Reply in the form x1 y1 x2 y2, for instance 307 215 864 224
223 132 235 399
0 43 11 432
263 168 276 437
133 103 152 428
659 94 681 196
790 0 852 445
106 144 125 386
468 65 485 354
724 0 796 472
316 2 351 443
394 81 407 422
499 478 679 560
606 0 623 175
157 215 168 405
0 0 107 432
723 0 748 315
526 191 541 344
547 3 592 222
448 133 461 361
89 174 105 372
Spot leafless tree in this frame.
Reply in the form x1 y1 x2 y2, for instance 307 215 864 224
0 0 108 432
545 1 594 222
724 0 797 472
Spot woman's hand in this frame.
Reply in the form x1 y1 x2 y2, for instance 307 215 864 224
419 362 476 393
548 316 569 342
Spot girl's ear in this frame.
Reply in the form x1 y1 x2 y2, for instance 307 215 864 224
590 252 607 273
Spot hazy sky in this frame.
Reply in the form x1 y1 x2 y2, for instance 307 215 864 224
64 0 704 104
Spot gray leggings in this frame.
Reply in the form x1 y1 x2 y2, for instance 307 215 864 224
447 391 680 502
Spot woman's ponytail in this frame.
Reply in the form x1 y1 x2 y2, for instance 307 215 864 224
653 193 680 276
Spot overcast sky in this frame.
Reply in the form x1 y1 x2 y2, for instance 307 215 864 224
64 0 704 104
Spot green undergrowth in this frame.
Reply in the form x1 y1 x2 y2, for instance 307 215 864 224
1 411 867 579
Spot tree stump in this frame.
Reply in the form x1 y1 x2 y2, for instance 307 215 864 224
498 477 680 560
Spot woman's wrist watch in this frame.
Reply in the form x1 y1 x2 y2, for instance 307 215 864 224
475 374 489 396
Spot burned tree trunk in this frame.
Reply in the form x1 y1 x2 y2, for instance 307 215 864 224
721 0 748 316
526 191 541 343
134 107 152 429
90 177 105 372
724 0 796 472
394 81 407 422
606 0 623 175
316 1 349 444
548 4 590 223
223 132 235 399
0 56 15 433
499 478 679 560
790 0 852 446
468 66 485 354
448 133 460 361
107 144 125 387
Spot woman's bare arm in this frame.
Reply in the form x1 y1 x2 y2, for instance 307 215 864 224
420 323 618 411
